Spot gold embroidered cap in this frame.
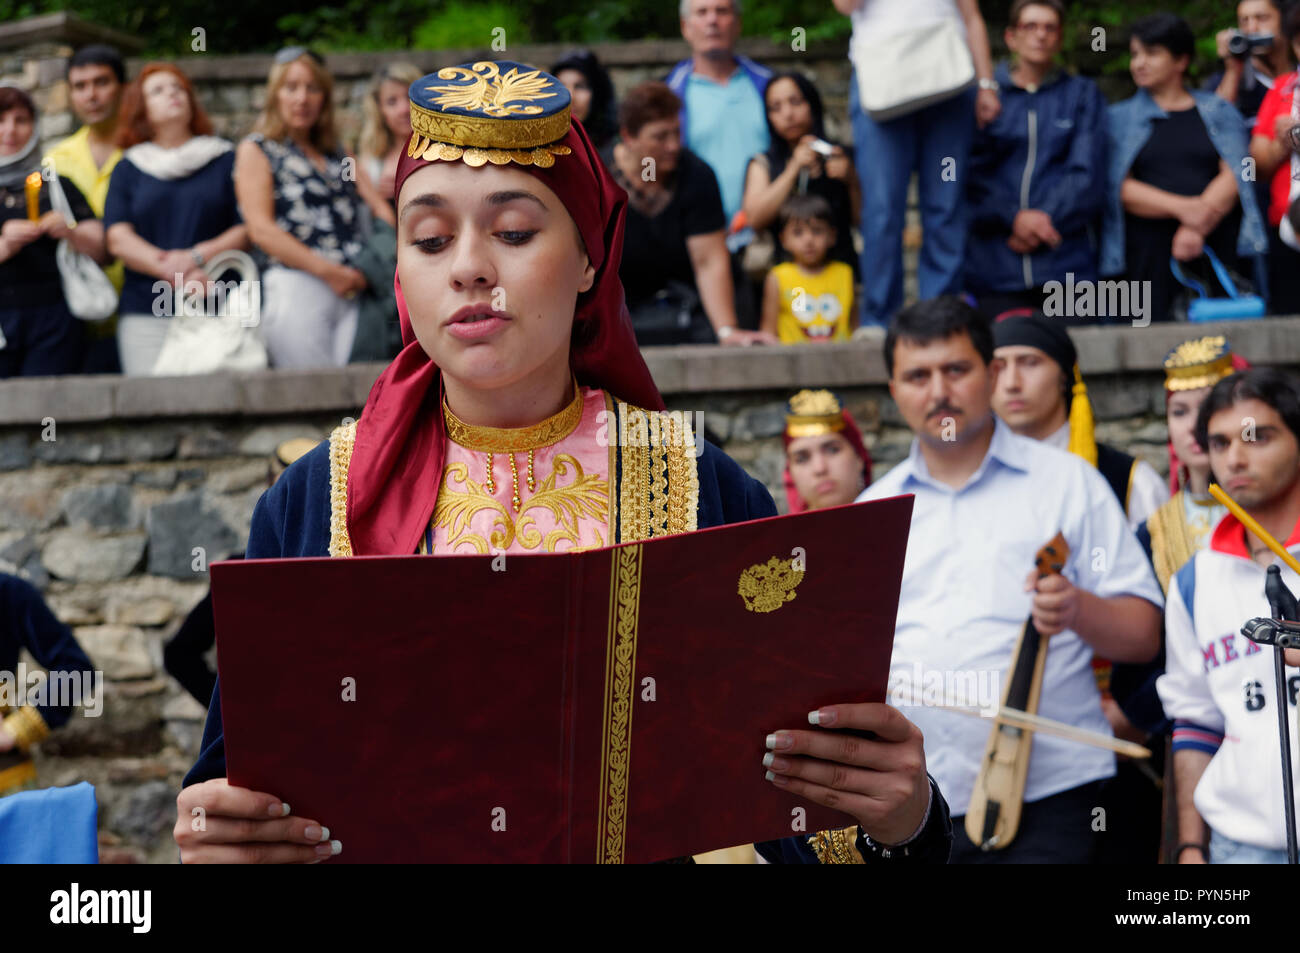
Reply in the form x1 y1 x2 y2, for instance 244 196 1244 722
407 61 574 168
785 389 847 439
1164 335 1237 392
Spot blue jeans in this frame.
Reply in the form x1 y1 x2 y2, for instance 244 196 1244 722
849 73 976 327
1209 828 1289 864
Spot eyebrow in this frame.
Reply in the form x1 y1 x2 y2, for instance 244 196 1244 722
399 189 549 224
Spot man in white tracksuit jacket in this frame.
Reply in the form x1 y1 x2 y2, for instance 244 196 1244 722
1158 367 1300 864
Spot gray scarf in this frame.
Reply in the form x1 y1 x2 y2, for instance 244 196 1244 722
0 84 42 190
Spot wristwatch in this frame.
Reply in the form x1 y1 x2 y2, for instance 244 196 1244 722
978 78 1000 93
716 325 736 341
189 248 206 267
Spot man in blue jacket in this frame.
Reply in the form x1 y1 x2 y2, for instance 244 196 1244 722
665 0 772 225
965 0 1109 323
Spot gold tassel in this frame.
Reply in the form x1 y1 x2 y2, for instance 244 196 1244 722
1067 364 1098 467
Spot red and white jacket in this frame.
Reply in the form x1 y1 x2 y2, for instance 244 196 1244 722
1156 513 1300 850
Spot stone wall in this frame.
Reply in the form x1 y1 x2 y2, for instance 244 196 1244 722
3 318 1298 862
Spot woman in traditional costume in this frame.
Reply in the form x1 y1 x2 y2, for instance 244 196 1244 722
175 62 948 864
1138 336 1247 594
782 389 873 513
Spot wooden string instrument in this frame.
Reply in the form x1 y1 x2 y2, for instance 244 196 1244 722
965 532 1069 852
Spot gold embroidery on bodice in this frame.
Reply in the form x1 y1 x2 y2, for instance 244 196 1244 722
430 453 610 554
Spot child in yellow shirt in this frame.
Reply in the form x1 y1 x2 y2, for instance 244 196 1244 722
760 193 855 343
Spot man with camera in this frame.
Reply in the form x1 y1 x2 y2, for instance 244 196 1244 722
1209 0 1294 125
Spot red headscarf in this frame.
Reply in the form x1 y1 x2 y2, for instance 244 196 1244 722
344 118 663 556
781 411 873 514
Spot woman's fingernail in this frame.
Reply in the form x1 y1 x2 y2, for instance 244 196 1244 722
268 802 289 817
762 752 774 768
764 754 789 772
329 839 342 855
319 826 329 842
315 843 333 857
766 731 792 750
764 770 776 782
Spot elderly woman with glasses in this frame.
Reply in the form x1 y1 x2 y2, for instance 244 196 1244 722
235 48 393 368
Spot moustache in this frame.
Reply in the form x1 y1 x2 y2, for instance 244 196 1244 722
926 404 960 420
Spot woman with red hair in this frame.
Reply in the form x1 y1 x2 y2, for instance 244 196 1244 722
104 63 247 375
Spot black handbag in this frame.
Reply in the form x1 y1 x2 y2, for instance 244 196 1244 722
627 280 716 346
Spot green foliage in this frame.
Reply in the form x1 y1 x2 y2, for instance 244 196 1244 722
411 1 530 51
0 0 1255 66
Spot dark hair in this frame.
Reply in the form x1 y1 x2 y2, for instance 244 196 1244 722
1194 366 1300 454
0 86 36 121
67 44 126 84
1129 13 1196 62
618 81 682 138
778 192 834 232
1285 1 1300 45
550 49 617 149
885 295 994 378
1009 0 1065 28
762 71 827 159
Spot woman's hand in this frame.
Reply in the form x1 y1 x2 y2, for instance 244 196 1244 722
174 778 341 864
976 88 1001 128
0 725 15 753
38 210 73 241
324 263 367 300
763 703 930 846
1172 225 1205 261
824 146 852 182
720 328 778 346
1 218 43 250
790 136 821 174
158 249 195 284
1176 196 1218 236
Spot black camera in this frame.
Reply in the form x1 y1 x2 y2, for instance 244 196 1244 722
1228 30 1275 58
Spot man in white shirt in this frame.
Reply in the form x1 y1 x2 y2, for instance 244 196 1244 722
1158 367 1300 864
858 295 1163 862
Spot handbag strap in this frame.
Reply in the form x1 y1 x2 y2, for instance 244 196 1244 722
1169 248 1242 301
1168 257 1208 300
42 167 77 228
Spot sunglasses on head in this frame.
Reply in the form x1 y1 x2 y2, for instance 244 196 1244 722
274 46 325 67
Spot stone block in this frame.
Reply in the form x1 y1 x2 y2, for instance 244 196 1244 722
105 596 175 627
207 460 270 493
73 624 154 680
145 491 239 578
41 530 146 582
61 483 136 531
0 433 31 470
237 424 323 457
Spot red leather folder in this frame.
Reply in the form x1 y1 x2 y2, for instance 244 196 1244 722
211 494 912 863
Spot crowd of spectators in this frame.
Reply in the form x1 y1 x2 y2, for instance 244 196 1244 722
0 0 1296 378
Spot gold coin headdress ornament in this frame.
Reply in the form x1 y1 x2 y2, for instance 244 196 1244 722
1163 335 1237 392
407 61 575 169
785 389 847 439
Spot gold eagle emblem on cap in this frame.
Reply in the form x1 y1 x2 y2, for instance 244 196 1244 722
738 556 806 614
427 62 554 117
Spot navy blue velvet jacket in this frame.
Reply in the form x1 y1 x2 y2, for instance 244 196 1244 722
184 436 950 863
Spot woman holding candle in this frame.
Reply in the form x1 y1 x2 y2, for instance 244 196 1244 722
0 85 107 377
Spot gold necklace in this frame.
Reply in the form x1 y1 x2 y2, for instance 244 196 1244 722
442 379 585 512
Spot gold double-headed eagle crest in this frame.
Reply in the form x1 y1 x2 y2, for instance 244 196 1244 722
738 556 805 614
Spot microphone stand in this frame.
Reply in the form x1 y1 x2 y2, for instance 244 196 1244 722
1240 565 1300 865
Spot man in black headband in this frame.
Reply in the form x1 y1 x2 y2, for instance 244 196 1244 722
992 311 1169 865
991 313 1167 529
